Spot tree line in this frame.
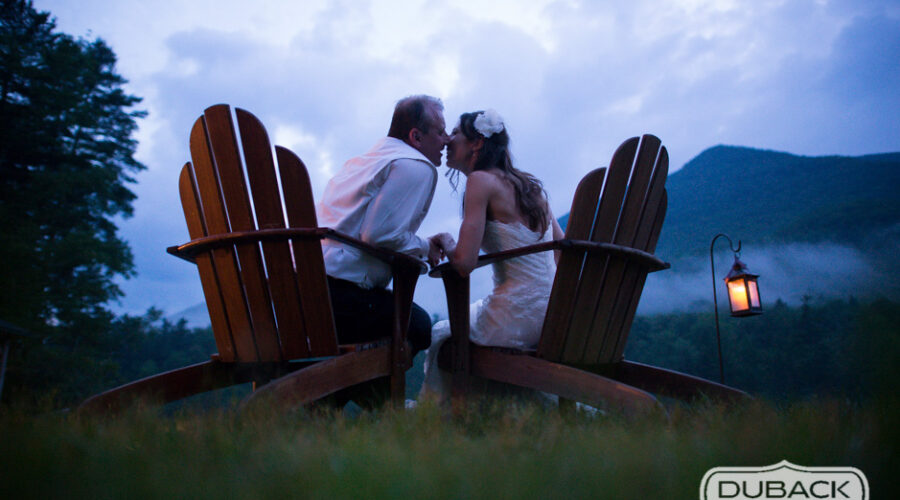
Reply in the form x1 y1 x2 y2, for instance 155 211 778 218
626 297 899 401
1 0 145 406
12 296 897 407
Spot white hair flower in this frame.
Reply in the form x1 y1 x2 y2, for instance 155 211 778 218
473 109 505 138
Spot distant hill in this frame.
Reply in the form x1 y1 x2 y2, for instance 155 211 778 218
659 146 900 258
167 302 210 329
562 146 900 258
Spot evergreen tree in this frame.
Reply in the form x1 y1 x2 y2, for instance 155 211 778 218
0 0 145 403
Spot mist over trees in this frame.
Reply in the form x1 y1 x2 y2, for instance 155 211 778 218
1 0 146 403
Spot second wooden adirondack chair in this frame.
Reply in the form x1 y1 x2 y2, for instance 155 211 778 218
79 104 424 413
431 134 748 415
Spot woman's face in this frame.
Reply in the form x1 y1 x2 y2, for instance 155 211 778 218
446 122 478 173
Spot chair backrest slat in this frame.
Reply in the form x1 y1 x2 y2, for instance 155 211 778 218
610 189 667 361
235 109 310 359
537 167 606 360
581 135 662 363
277 145 339 357
180 104 339 362
537 135 668 366
559 137 638 363
188 116 260 361
591 140 667 363
178 164 237 361
201 106 281 361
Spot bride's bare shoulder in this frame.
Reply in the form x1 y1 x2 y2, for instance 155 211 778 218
463 170 495 193
467 169 508 190
468 169 499 182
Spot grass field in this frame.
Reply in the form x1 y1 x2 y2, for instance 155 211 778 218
1 396 895 499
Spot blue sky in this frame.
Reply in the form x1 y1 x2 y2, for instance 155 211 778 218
34 0 900 319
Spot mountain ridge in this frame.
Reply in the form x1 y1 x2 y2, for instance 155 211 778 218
657 145 900 257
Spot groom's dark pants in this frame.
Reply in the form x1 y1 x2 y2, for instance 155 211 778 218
325 276 432 407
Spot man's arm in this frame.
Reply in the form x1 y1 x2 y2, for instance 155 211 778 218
359 159 436 259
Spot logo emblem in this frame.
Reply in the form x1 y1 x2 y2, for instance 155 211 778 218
701 460 868 499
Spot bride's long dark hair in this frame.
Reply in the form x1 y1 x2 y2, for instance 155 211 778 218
448 111 549 234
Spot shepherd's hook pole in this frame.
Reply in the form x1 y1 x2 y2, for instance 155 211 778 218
710 233 740 384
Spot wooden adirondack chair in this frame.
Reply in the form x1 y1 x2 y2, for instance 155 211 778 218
432 134 748 415
79 104 424 413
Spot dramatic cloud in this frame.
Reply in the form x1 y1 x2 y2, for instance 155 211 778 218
34 0 900 318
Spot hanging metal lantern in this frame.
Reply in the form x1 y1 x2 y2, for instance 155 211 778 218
724 256 762 317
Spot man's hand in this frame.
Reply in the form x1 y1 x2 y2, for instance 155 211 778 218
427 236 444 267
427 232 456 267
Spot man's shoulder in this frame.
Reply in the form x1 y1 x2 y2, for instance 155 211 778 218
368 137 433 165
382 158 437 188
390 157 436 171
339 138 431 176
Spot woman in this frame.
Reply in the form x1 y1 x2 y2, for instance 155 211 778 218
420 109 564 400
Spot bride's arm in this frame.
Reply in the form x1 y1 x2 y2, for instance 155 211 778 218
548 207 565 264
447 171 493 277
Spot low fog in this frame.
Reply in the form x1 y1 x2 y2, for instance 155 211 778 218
639 240 898 315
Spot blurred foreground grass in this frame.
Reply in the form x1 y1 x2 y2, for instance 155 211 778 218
1 397 895 499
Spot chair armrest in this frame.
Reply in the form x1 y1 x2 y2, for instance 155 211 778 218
167 227 427 275
167 227 327 261
428 238 668 278
321 229 428 275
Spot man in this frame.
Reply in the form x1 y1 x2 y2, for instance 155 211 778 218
316 95 448 365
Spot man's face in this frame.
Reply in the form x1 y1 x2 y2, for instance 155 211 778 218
416 106 449 166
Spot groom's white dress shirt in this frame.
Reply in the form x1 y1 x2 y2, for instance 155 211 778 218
316 137 438 289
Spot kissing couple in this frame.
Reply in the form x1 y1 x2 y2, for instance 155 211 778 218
316 95 563 405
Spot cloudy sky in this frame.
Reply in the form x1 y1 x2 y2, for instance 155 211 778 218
34 0 900 319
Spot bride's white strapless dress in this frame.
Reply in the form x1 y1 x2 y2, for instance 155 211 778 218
420 219 556 399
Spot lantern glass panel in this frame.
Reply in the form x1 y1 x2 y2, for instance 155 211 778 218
727 279 750 312
748 279 760 308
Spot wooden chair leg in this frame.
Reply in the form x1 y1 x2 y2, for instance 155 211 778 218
442 272 471 417
391 267 419 407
